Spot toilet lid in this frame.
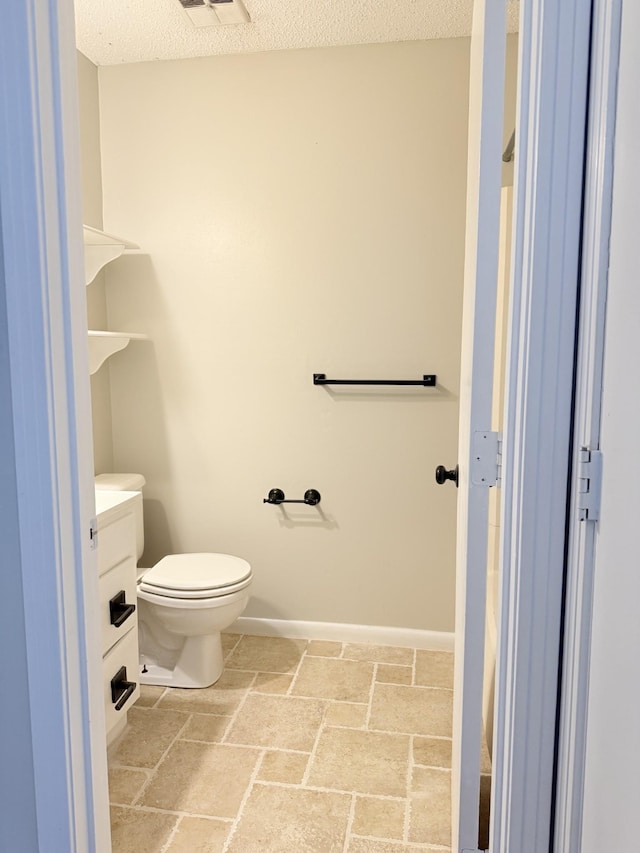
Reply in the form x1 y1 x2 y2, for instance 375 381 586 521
140 553 252 598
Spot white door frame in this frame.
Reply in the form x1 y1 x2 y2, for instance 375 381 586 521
0 1 110 850
553 0 623 849
0 1 598 851
576 2 640 845
490 1 593 850
451 1 507 848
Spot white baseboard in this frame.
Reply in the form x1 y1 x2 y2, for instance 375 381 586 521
230 616 454 652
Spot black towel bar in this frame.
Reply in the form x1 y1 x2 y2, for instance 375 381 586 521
313 373 436 387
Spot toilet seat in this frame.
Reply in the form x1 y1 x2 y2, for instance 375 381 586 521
139 553 252 600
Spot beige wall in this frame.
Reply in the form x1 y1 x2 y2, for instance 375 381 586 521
77 50 114 474
77 51 102 229
97 40 471 631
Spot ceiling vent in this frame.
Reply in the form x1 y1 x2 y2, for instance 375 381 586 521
177 0 250 27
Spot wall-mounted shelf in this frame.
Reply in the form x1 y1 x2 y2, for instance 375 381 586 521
88 331 149 375
84 227 147 374
83 225 139 286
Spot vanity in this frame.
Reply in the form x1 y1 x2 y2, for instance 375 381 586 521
95 489 141 743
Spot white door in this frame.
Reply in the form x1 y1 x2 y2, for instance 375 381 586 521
442 2 508 850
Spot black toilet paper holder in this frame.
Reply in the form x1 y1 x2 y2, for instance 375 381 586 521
263 488 321 506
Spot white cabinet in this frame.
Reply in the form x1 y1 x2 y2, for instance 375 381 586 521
95 490 141 742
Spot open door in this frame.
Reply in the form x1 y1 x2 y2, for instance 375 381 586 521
435 2 508 850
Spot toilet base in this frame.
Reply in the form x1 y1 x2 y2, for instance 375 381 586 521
139 631 224 689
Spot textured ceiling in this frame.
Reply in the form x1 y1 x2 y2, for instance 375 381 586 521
75 0 520 66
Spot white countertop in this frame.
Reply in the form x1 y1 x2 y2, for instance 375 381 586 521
95 489 141 523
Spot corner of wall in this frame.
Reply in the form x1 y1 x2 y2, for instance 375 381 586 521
77 50 114 474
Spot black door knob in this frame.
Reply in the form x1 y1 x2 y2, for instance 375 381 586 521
435 464 459 487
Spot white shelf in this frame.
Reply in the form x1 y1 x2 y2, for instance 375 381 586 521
88 331 149 375
83 225 139 286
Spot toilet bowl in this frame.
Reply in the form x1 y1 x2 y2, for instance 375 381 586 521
137 552 251 688
95 473 252 689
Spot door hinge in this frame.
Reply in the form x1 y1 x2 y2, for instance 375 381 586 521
577 447 603 522
89 518 98 550
471 430 502 487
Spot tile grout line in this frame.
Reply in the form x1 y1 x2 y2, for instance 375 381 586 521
218 669 260 745
222 633 242 662
157 810 240 853
135 685 169 710
107 766 151 808
179 739 310 754
107 764 153 779
300 688 334 788
220 748 267 853
285 639 311 696
215 778 410 799
129 711 195 808
351 834 451 851
175 729 453 751
298 725 325 789
158 814 182 853
405 733 415 843
364 662 378 730
154 686 169 707
341 792 357 853
114 803 234 819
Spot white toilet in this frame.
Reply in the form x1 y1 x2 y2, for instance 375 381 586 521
95 473 252 689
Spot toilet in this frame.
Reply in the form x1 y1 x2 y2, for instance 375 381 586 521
95 473 252 689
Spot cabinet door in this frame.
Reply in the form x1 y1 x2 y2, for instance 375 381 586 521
103 629 141 736
99 557 138 654
97 512 136 576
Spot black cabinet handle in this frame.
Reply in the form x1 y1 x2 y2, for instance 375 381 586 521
109 590 136 628
110 666 136 711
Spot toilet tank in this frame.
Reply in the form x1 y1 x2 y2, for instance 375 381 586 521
94 473 146 562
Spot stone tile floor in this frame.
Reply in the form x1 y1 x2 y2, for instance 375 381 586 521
108 634 456 852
